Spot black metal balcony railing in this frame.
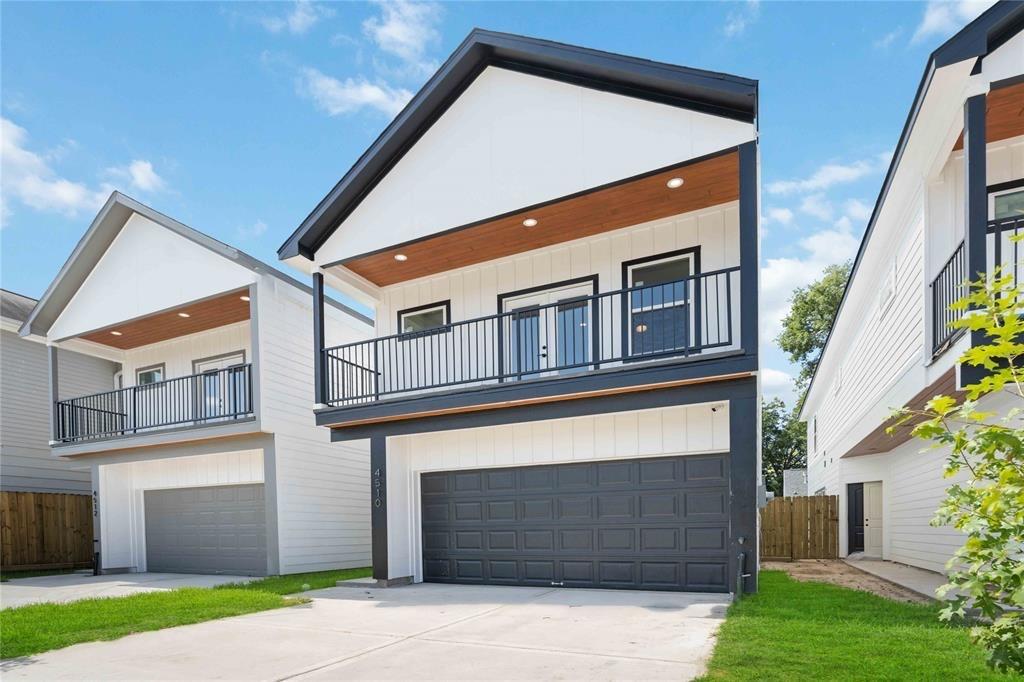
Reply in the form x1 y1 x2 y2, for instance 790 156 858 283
323 268 741 406
54 364 253 444
930 216 1023 355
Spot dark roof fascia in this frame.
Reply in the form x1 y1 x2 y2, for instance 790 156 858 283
20 192 371 337
801 1 1024 414
277 28 758 262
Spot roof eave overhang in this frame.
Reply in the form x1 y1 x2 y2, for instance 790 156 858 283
277 28 758 262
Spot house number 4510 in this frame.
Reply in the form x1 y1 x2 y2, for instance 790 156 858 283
373 468 384 508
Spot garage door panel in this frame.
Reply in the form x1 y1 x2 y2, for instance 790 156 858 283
144 484 266 576
421 455 731 592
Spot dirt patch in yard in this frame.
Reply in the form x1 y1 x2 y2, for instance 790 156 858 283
762 560 931 604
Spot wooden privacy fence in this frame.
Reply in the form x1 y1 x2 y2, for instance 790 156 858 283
0 492 94 571
760 495 839 561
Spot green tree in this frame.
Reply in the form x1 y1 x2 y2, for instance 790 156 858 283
777 261 851 399
762 397 807 495
892 269 1024 673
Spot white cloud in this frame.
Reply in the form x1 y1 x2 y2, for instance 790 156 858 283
1 117 111 224
764 207 794 226
843 198 872 222
107 159 166 193
260 1 332 35
767 155 887 196
298 67 413 118
800 194 833 221
911 0 994 44
363 0 441 74
762 367 796 404
237 219 268 241
873 27 903 50
723 0 761 38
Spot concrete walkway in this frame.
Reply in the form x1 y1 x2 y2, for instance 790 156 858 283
844 558 946 601
1 572 254 609
2 583 729 681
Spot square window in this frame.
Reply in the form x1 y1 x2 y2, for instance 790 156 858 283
136 365 164 385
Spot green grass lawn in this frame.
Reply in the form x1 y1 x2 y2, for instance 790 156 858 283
0 566 371 659
700 571 1012 681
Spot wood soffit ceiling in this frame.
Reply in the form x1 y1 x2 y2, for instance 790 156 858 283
842 367 960 459
339 150 740 287
953 81 1024 151
80 289 251 350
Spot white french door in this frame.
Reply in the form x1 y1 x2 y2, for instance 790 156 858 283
193 353 246 421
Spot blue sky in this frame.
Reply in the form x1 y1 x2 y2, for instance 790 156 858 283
0 1 995 406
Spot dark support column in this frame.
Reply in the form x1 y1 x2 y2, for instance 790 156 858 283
48 345 59 441
728 378 759 594
738 141 759 359
312 272 327 405
370 435 389 581
962 93 988 386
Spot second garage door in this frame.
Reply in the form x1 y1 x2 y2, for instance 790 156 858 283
421 455 731 592
144 484 267 575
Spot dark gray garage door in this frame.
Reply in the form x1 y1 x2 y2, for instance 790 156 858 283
421 455 730 592
145 484 267 576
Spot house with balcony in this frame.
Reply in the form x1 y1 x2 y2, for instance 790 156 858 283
279 30 761 594
801 3 1023 574
21 192 374 576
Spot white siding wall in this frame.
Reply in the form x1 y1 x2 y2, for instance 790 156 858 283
257 276 373 573
97 449 264 571
385 402 729 581
120 321 251 386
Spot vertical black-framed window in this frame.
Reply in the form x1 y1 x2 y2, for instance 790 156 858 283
621 247 701 358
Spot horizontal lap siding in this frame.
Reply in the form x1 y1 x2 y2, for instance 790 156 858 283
257 280 372 574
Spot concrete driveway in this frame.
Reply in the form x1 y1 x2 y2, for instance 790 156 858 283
1 572 253 609
2 582 729 681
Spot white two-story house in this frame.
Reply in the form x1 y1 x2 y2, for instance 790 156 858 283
20 192 373 576
280 30 761 594
802 2 1023 573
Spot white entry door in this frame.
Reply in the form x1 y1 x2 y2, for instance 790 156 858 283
864 481 883 558
193 353 246 421
502 283 593 379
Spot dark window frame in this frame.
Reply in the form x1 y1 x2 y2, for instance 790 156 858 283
135 363 166 388
620 246 703 360
396 300 452 340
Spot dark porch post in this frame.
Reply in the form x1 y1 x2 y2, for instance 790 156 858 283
738 141 759 358
312 272 327 405
728 377 759 594
962 93 987 386
370 435 389 581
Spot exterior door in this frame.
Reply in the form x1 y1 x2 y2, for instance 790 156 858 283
420 455 732 592
503 283 593 378
864 481 883 557
847 483 865 553
194 353 246 421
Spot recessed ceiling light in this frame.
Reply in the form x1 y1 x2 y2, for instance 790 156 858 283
666 177 684 189
522 218 538 228
394 254 408 262
110 331 123 336
178 312 191 318
635 323 649 333
239 295 250 302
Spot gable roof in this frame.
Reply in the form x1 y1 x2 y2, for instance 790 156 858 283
20 192 371 338
801 0 1024 417
277 28 758 262
1 289 37 324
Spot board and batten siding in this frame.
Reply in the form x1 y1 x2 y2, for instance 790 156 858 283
256 276 373 573
119 321 251 387
384 401 729 581
1 329 117 493
96 449 264 571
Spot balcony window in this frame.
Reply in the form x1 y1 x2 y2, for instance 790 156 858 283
136 364 164 386
624 250 698 357
398 301 450 335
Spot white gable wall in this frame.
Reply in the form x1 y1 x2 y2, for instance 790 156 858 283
315 67 755 265
50 213 257 341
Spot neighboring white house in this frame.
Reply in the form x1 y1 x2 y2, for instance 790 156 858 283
1 289 118 494
782 469 807 497
801 3 1023 573
279 30 762 594
20 193 374 576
